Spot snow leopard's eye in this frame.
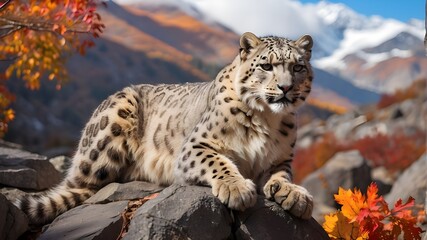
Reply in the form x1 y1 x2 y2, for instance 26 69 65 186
260 63 273 71
293 64 304 72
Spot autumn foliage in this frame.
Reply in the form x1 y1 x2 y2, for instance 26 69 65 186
0 0 105 136
377 78 426 109
293 130 426 183
293 132 346 183
350 131 426 173
323 183 423 239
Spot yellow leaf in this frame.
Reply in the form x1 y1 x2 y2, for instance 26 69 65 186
31 5 40 14
28 58 35 67
323 211 366 240
5 67 13 79
3 109 15 122
59 37 66 46
334 187 367 222
323 212 339 236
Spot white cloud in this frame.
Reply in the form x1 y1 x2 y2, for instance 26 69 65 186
183 0 327 39
112 0 331 40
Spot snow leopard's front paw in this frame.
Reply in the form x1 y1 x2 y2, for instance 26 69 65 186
263 179 313 219
212 177 257 211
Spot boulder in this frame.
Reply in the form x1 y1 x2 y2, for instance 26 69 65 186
0 146 61 190
385 154 427 205
301 150 372 221
0 139 22 149
85 181 164 204
39 201 129 240
297 119 326 148
123 213 188 240
124 184 329 240
325 111 367 141
234 196 329 240
124 184 232 240
371 166 393 196
0 193 28 240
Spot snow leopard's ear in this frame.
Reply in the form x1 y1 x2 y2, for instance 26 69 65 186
295 35 313 60
240 32 262 60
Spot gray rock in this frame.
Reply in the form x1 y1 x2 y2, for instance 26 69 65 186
385 154 427 205
8 182 330 239
0 147 61 190
85 181 164 204
0 193 28 240
298 93 426 148
297 119 326 149
124 184 232 240
234 196 329 240
123 213 189 240
0 139 22 149
301 150 372 221
39 201 129 240
371 167 394 196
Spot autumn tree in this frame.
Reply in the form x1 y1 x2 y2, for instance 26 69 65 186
0 0 105 136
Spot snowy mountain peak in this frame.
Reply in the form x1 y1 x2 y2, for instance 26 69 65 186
315 1 374 30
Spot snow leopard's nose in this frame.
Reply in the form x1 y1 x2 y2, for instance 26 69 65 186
277 85 293 94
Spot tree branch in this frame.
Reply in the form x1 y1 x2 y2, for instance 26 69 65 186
0 0 12 12
0 25 21 38
0 16 91 39
0 16 57 32
0 55 19 61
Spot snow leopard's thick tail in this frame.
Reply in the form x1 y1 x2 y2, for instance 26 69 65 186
14 183 96 225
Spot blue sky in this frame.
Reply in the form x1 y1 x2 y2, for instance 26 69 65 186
299 0 425 22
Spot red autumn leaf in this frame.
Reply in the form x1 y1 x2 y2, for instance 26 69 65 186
392 197 415 216
400 218 423 240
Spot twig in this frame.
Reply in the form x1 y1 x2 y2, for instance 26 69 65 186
0 0 12 11
0 25 21 38
0 16 91 39
0 55 19 61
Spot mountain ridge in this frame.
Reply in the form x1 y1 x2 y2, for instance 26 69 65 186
165 0 425 94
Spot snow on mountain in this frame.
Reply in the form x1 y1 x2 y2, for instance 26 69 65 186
315 1 378 30
314 18 424 70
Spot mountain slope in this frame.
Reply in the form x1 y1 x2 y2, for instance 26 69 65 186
312 68 380 106
102 1 239 65
178 0 426 94
5 38 208 155
4 1 385 154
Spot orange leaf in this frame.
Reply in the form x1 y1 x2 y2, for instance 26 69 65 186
144 192 159 200
3 109 15 122
323 211 367 240
334 187 367 222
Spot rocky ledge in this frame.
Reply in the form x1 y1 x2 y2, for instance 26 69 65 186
0 141 328 240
